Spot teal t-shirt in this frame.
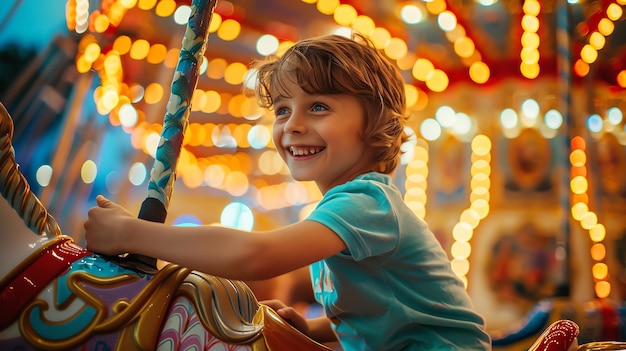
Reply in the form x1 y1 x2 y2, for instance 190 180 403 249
306 172 491 350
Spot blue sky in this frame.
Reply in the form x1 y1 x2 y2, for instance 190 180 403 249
0 0 68 51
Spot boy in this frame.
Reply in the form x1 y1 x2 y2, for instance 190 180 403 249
84 33 491 350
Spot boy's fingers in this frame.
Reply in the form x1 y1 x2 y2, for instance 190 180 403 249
96 195 115 208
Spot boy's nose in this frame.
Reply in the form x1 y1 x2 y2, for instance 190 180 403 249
284 113 307 134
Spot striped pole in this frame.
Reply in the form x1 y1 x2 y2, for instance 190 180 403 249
118 0 219 273
554 0 572 297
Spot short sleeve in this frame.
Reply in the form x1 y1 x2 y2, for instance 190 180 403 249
306 179 399 260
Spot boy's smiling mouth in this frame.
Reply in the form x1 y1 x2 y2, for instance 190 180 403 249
288 146 325 156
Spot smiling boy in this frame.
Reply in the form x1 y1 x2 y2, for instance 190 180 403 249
84 33 491 350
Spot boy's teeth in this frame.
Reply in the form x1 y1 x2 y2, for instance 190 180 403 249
289 146 322 156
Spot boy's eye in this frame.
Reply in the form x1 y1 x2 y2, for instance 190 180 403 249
311 103 327 112
275 107 289 116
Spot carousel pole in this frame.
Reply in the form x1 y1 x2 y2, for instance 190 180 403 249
554 0 573 297
115 0 218 273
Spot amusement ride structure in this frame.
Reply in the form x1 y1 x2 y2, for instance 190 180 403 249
1 0 626 349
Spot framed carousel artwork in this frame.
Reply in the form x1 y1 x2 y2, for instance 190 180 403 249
595 132 626 206
430 134 470 204
500 127 556 196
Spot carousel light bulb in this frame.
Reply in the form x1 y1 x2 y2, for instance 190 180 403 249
217 19 241 41
589 224 606 242
147 43 167 64
173 5 191 25
522 0 541 16
437 11 457 32
334 4 357 26
581 44 598 64
586 114 603 132
256 34 279 56
451 242 472 260
81 160 98 184
412 58 435 81
571 202 588 220
221 202 254 231
471 160 491 176
36 165 53 187
607 107 623 125
138 0 157 11
589 32 606 50
469 61 490 84
208 13 222 32
521 15 539 33
401 4 424 24
155 0 176 17
470 187 490 203
451 112 471 135
317 0 339 15
420 118 442 141
471 199 489 219
454 36 475 58
471 134 491 156
199 90 219 113
425 69 449 92
607 3 623 20
130 39 150 60
521 32 540 49
385 38 408 60
452 222 473 242
580 211 598 230
224 62 248 85
595 281 611 299
574 59 590 77
450 259 469 278
460 209 481 229
370 27 391 49
569 149 586 167
597 18 614 36
592 262 608 280
520 62 540 79
352 15 375 35
544 109 563 130
590 243 606 261
570 175 588 194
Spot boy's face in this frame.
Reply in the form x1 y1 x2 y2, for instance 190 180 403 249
272 82 373 193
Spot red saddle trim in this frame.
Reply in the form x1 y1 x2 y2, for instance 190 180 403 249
0 237 91 329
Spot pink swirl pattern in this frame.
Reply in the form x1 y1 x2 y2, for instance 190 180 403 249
158 296 253 351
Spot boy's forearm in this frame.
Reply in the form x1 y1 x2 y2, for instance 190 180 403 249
120 217 263 279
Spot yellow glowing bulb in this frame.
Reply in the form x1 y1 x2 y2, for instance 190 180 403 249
570 176 588 194
580 211 598 230
592 262 608 280
589 223 606 242
571 202 588 220
590 243 606 261
595 281 611 298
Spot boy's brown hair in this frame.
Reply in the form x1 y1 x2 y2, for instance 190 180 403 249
253 33 408 174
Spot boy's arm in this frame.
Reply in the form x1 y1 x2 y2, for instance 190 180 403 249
263 299 337 343
84 196 346 281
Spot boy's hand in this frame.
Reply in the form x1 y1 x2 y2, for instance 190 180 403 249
84 195 133 255
262 299 310 336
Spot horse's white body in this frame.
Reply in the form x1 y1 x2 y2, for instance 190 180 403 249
0 196 50 280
